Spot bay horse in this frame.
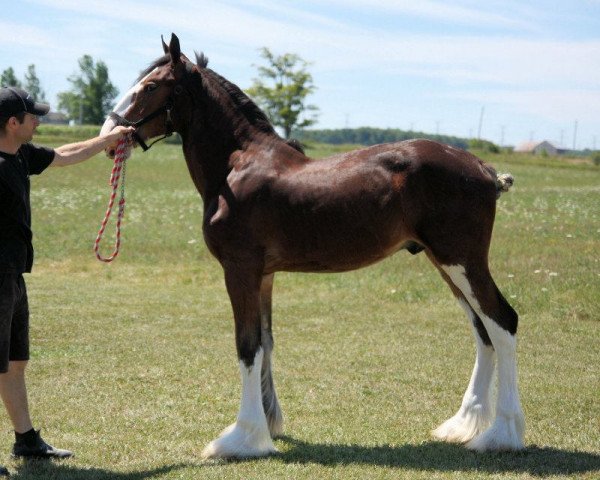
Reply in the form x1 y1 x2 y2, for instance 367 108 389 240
101 34 524 459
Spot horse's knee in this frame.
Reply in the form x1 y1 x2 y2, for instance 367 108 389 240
441 263 518 338
238 332 262 367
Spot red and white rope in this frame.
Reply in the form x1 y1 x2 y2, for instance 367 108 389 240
94 136 130 262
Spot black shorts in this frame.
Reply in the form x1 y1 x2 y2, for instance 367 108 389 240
0 274 30 373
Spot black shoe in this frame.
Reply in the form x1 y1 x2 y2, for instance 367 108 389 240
0 465 8 476
12 429 73 459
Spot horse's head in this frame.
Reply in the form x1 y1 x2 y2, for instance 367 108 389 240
101 33 199 157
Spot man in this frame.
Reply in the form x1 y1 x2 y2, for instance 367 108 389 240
0 87 133 475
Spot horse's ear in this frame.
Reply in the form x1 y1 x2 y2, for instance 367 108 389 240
169 33 181 64
161 35 169 54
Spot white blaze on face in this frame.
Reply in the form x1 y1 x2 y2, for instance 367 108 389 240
100 69 158 137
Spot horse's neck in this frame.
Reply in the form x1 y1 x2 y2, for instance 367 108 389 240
182 77 283 199
182 127 292 202
181 137 227 200
180 126 252 200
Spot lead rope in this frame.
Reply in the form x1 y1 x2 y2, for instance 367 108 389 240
94 136 130 262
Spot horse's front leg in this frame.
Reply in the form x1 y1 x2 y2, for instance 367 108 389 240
260 273 284 437
201 266 276 460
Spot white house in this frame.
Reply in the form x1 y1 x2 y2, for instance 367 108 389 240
514 140 564 156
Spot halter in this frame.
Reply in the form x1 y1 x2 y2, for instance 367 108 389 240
108 62 196 151
109 101 174 151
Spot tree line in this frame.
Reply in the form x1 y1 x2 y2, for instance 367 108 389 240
4 50 477 151
0 55 490 151
294 127 469 149
2 48 317 136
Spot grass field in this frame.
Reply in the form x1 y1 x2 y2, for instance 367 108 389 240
3 130 599 478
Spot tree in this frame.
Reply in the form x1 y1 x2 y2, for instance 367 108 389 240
1 67 22 88
24 65 46 102
246 48 319 139
57 55 118 125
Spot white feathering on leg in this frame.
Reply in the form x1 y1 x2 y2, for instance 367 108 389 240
432 300 495 443
201 348 276 459
440 265 524 451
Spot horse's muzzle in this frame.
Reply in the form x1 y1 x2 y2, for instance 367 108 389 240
100 114 143 157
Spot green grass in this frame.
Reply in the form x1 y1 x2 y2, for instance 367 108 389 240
3 134 599 479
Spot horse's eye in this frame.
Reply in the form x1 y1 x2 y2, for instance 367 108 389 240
144 83 158 93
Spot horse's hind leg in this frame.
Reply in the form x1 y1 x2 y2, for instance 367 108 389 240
431 262 496 443
439 262 525 451
259 273 284 437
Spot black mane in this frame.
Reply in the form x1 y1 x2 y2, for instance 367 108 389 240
195 52 209 68
201 67 276 135
139 51 276 136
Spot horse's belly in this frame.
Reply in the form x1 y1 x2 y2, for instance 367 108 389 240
264 228 410 274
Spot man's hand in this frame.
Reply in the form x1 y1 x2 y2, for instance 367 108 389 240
102 126 135 151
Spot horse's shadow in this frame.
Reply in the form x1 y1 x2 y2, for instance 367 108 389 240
8 440 600 477
9 460 190 479
276 436 600 477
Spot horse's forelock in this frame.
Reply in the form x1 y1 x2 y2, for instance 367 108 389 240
134 54 171 85
135 51 207 87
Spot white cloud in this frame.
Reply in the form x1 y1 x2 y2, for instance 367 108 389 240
11 0 600 148
24 0 600 91
322 0 540 30
0 20 55 48
453 88 600 124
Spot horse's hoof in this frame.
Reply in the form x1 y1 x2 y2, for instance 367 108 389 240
432 404 492 444
201 422 277 460
465 414 525 452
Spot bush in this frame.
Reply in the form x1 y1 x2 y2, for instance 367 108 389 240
468 139 500 153
592 152 600 166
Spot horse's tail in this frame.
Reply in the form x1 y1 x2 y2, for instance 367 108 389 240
480 162 514 199
495 173 514 198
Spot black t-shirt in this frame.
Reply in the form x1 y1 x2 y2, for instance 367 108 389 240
0 143 55 273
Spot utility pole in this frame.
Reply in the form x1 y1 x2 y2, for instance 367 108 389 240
573 120 578 150
477 106 484 139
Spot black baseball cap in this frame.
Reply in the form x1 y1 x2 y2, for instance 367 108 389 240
0 87 50 117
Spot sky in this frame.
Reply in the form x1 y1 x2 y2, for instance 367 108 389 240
3 0 600 149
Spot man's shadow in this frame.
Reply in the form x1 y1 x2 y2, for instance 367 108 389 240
9 460 192 479
276 436 600 477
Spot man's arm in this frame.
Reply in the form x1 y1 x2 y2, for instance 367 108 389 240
51 126 134 167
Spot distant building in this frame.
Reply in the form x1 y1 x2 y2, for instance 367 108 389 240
41 112 69 125
515 140 566 156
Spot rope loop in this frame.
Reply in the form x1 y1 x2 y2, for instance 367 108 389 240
94 136 130 262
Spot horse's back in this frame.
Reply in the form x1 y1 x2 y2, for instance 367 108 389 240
288 138 498 207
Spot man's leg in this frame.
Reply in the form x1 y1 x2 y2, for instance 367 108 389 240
2 276 72 459
0 275 26 473
0 360 33 434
